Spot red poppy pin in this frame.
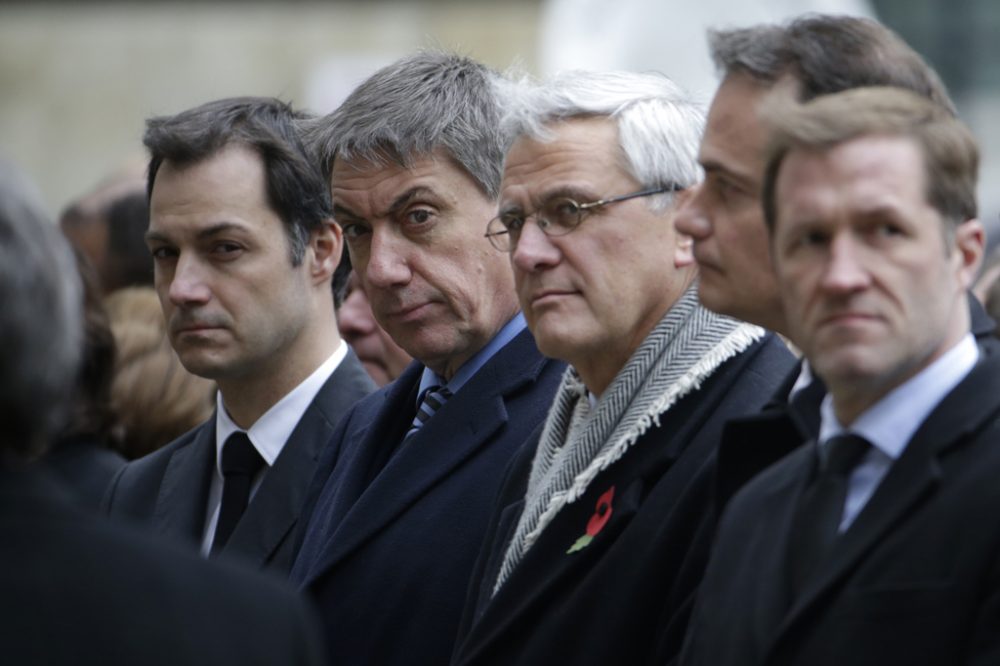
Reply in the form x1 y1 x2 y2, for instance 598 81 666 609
567 485 615 554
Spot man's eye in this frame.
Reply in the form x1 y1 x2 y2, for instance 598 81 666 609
874 222 904 238
214 242 242 255
548 199 580 228
406 209 433 225
499 213 525 232
342 223 369 240
150 246 177 260
799 230 829 247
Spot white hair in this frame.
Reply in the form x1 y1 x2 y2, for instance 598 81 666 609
498 70 705 209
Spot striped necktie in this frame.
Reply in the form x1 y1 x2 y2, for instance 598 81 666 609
405 385 453 439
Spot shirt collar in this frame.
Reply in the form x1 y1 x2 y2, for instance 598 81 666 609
416 312 527 403
818 333 978 461
789 360 814 400
216 340 347 469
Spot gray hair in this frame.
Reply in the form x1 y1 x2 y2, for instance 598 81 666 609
499 70 705 209
0 160 82 458
307 50 508 199
709 14 957 115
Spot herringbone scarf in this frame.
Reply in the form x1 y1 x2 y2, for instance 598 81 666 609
493 286 764 594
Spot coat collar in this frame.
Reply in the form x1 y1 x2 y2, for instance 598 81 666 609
300 328 548 586
155 350 374 568
765 340 1000 659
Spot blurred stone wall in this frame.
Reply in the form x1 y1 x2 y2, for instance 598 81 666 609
0 2 541 216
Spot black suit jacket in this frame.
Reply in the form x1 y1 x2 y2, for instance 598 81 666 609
452 333 796 666
104 349 374 573
2 465 324 666
683 339 1000 666
290 328 565 666
713 293 996 513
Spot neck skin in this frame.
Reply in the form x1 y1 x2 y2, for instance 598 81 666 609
577 271 697 397
218 303 340 429
830 318 969 427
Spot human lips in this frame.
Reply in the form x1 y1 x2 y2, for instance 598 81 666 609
382 300 436 323
171 317 228 337
816 309 882 331
527 287 579 308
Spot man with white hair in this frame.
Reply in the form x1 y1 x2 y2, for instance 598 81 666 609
450 70 795 666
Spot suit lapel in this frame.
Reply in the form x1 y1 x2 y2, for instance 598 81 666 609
224 350 375 567
305 330 545 583
769 343 1000 656
153 420 216 542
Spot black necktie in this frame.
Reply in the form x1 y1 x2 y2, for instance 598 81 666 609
211 432 265 555
788 433 870 593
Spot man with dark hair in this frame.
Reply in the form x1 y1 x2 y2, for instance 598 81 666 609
104 97 375 573
683 86 1000 666
0 158 324 666
677 14 957 334
672 14 995 507
289 52 565 666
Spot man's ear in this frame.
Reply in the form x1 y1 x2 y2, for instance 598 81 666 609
309 220 343 285
954 218 985 290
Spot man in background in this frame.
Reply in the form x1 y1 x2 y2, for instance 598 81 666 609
672 15 995 506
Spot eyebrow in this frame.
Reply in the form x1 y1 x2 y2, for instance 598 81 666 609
500 185 596 215
333 186 440 223
144 221 251 245
701 160 757 189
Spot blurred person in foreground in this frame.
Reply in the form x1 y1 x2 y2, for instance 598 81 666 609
450 70 794 666
0 158 324 666
682 87 999 666
672 14 996 508
290 51 565 666
104 97 375 573
104 286 216 459
339 271 412 386
43 248 125 509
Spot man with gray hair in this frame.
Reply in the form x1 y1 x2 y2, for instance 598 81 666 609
0 159 325 665
449 70 794 666
672 14 995 507
289 52 564 666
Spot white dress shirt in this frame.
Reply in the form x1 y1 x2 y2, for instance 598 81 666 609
817 333 978 533
200 341 347 554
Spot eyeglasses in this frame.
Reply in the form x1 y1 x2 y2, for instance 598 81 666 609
484 185 681 252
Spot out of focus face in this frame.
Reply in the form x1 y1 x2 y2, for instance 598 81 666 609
501 117 696 395
674 73 785 332
147 143 321 387
339 272 412 386
331 150 519 379
772 135 982 422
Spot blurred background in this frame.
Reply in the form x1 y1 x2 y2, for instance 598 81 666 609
2 0 998 238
